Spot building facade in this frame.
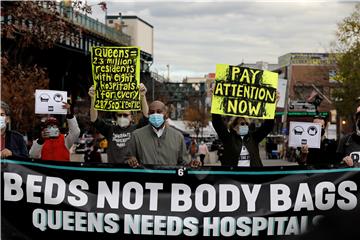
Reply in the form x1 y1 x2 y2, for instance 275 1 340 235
276 53 338 138
106 15 153 72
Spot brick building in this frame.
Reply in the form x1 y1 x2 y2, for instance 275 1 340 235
276 53 338 139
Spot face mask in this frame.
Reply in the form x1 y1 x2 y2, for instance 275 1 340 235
238 125 249 136
47 126 59 138
0 116 6 130
117 117 130 128
149 113 165 128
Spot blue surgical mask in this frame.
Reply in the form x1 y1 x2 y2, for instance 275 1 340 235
149 113 165 128
0 116 6 130
238 125 249 136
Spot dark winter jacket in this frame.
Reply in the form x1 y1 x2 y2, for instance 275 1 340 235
212 114 274 167
4 130 29 159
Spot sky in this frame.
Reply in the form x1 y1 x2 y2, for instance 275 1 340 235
89 0 357 81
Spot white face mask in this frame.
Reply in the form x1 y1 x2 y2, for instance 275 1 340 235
117 117 130 128
0 116 6 130
47 126 60 138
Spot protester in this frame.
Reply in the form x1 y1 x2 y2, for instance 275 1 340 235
299 115 338 168
127 100 201 167
212 92 279 167
336 108 360 167
189 138 198 161
0 101 28 159
29 103 80 161
198 141 209 166
88 83 148 163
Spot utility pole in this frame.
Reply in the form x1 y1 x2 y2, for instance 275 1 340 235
282 64 292 160
166 64 170 81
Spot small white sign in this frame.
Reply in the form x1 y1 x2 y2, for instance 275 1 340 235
289 121 322 149
35 89 67 115
276 78 287 108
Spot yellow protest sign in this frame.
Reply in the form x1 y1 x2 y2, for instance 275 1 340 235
211 64 278 119
91 46 141 111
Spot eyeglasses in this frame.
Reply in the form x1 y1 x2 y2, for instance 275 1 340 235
239 122 249 126
117 113 130 117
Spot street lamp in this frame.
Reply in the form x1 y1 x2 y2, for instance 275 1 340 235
152 68 159 101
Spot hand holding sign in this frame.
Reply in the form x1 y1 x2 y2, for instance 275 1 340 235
88 85 95 98
127 156 140 168
140 83 147 97
301 144 309 154
189 159 202 168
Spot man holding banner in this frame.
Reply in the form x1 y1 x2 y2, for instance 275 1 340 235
127 100 201 167
211 65 279 167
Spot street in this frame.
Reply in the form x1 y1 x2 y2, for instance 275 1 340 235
71 150 298 167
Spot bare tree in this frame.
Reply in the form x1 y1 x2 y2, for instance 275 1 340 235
183 106 209 140
1 0 92 134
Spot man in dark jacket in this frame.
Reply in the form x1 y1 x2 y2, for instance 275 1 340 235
0 101 28 159
212 114 274 167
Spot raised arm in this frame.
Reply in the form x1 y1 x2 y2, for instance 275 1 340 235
212 113 230 141
140 83 149 118
65 115 81 150
88 86 98 122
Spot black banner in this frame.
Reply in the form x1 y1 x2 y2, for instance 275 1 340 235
1 159 360 239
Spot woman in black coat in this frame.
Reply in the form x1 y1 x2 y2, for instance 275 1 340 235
212 114 274 167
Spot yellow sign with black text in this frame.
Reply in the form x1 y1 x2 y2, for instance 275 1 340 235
211 64 278 119
91 46 141 111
